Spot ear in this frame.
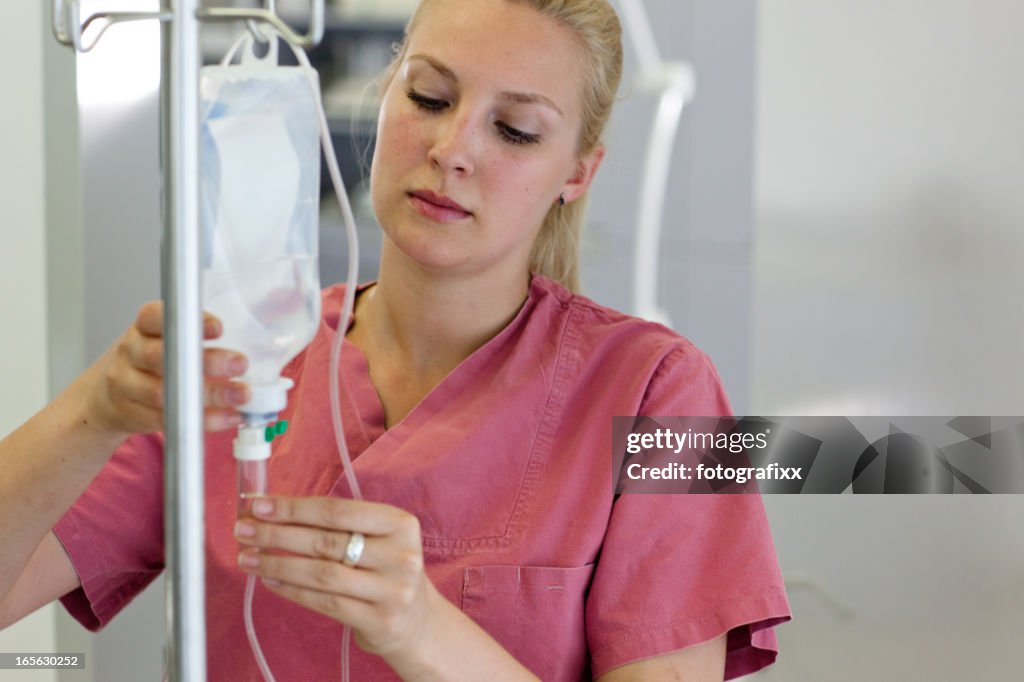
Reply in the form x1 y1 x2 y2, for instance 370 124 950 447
560 143 606 204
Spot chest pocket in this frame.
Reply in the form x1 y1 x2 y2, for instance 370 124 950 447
461 564 596 681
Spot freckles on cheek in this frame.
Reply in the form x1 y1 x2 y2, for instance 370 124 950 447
383 112 425 159
487 156 537 194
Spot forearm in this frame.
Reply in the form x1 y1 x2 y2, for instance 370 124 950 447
384 583 539 682
0 374 128 601
0 302 246 608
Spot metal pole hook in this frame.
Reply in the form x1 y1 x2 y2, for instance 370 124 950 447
197 0 326 50
52 0 171 53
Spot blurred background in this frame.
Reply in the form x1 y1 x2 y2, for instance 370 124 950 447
1 0 1021 679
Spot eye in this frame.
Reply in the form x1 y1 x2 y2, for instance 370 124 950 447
406 89 447 112
496 121 541 146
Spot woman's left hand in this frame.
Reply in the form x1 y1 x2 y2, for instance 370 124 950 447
234 496 437 658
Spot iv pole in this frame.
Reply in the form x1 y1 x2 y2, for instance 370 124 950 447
616 0 696 328
161 1 205 678
51 1 325 679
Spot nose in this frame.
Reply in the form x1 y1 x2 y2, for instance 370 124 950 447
427 111 477 176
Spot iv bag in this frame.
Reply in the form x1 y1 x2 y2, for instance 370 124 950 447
200 35 322 395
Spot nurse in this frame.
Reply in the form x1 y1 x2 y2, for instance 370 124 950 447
0 0 790 679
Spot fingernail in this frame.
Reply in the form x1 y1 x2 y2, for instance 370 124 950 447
204 319 221 336
209 414 240 433
238 552 260 568
262 578 281 588
253 499 274 517
230 356 248 374
234 521 256 538
228 386 248 405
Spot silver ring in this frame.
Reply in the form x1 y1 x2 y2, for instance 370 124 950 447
343 532 365 567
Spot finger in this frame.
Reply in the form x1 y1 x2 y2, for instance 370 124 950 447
134 301 164 337
136 303 224 341
203 347 248 378
204 407 244 432
235 521 383 570
203 312 222 340
101 371 164 432
121 333 164 375
204 379 249 409
118 330 247 379
258 579 377 630
250 497 413 538
238 552 393 602
108 360 164 411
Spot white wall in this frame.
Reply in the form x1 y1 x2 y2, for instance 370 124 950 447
754 0 1024 414
757 0 1024 234
753 2 1024 680
0 4 58 682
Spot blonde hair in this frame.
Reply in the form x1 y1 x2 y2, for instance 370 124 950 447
378 0 623 292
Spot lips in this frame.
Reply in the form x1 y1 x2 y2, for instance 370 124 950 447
407 189 473 222
409 190 470 213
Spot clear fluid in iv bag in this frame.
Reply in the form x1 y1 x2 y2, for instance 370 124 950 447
204 254 320 386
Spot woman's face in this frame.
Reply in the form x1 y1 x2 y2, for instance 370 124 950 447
370 0 601 280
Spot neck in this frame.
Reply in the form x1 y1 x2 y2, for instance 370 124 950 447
353 242 532 378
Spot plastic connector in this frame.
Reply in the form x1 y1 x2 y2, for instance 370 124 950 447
238 377 295 419
234 424 272 461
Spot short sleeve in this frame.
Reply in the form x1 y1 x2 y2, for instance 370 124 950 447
586 343 791 679
52 433 166 631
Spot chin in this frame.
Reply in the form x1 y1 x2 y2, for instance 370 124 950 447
387 231 474 271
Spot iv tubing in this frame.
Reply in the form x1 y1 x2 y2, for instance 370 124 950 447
287 41 365 504
293 40 366 682
243 576 271 674
238 457 275 681
222 25 363 682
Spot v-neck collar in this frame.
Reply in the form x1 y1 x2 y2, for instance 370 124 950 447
326 276 543 460
313 274 576 548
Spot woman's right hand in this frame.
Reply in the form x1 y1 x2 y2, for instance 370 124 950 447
78 301 251 436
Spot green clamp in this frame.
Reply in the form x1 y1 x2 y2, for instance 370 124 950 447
263 420 289 443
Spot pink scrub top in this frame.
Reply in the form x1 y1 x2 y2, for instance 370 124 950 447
54 274 791 680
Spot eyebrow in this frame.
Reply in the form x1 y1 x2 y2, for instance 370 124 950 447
407 54 564 117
